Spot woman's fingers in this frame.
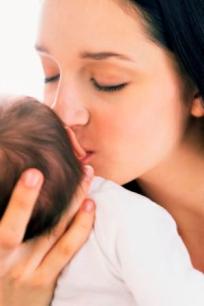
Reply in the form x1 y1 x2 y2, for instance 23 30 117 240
18 165 94 275
36 199 95 281
0 158 94 306
0 169 44 251
1 200 95 306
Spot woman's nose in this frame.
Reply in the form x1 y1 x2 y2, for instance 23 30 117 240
51 82 90 127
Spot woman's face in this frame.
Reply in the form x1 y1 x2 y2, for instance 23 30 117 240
36 0 192 185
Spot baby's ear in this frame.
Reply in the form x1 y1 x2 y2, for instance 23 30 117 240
191 92 204 118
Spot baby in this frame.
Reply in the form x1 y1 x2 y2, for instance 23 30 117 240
0 95 83 241
0 96 203 306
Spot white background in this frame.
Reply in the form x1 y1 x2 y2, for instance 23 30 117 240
0 0 43 99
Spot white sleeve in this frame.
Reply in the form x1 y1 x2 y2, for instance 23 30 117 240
115 201 204 306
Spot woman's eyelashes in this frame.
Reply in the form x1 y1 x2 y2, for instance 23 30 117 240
91 78 128 92
44 74 128 93
44 74 60 84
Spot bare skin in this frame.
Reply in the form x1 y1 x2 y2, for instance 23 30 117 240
0 0 204 305
0 167 95 306
36 0 204 271
137 140 204 271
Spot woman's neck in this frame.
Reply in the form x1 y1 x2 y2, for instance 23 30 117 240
137 142 204 271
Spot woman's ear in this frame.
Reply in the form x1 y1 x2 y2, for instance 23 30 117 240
191 92 204 117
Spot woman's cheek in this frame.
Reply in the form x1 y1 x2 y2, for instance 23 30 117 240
43 86 57 107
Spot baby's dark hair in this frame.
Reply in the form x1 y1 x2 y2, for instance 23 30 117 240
0 96 83 241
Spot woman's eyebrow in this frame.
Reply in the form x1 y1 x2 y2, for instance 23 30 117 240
80 51 135 62
35 45 135 63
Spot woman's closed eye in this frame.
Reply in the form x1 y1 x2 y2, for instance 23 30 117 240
43 74 128 93
44 74 60 84
91 78 128 92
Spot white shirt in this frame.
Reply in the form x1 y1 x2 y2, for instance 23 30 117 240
52 177 204 306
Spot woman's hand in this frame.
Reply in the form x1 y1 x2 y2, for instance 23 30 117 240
0 166 95 306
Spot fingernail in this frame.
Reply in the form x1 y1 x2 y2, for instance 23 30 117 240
22 169 43 188
82 200 95 213
84 165 94 179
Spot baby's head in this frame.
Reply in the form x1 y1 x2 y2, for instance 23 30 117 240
0 96 83 241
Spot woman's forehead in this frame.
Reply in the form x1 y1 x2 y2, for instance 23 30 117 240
36 0 149 58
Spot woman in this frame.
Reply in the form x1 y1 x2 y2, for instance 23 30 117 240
0 0 204 305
